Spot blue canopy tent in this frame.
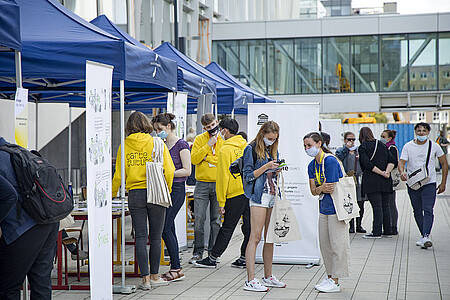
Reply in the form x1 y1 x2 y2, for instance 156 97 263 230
155 42 254 115
206 62 277 104
90 15 217 114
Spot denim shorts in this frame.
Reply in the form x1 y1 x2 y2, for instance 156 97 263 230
250 193 276 208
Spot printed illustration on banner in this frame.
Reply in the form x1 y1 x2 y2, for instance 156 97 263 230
257 113 269 125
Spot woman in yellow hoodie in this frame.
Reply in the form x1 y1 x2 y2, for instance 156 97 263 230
112 111 175 290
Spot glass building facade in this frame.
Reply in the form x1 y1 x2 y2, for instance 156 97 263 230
212 32 450 95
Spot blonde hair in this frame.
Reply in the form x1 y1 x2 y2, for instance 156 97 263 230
125 111 153 136
252 121 279 160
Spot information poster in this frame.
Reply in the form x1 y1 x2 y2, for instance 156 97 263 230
85 61 113 299
248 103 321 264
14 88 28 148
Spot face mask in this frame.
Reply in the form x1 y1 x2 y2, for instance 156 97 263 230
349 145 357 151
157 130 168 140
417 135 428 142
380 138 388 144
305 146 320 157
207 125 219 135
263 137 275 147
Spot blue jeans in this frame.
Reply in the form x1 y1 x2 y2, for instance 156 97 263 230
193 181 221 256
407 183 437 237
128 189 166 276
162 182 186 269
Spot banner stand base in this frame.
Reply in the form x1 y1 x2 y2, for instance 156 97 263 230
113 285 136 294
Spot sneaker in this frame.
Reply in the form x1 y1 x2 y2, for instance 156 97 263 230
416 237 423 246
138 282 151 290
244 278 269 292
71 250 89 260
194 257 217 268
356 226 367 233
231 258 246 269
262 275 286 288
316 278 340 293
188 254 202 264
422 236 433 249
314 277 330 290
150 278 169 286
363 233 381 239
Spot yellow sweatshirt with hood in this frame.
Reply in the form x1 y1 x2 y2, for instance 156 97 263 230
191 131 224 182
216 135 248 207
111 132 175 197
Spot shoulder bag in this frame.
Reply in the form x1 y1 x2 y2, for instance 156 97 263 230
389 145 406 191
407 140 432 191
146 137 172 207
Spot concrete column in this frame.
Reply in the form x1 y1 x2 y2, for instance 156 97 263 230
140 0 152 46
153 0 163 47
248 0 255 21
191 0 200 59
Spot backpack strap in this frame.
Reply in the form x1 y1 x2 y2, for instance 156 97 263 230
370 140 378 161
425 140 432 175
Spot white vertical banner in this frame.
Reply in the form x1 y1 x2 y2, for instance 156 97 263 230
320 119 343 154
86 61 113 300
167 92 188 249
14 88 28 148
248 103 321 264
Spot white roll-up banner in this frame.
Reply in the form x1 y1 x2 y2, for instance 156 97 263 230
86 61 113 299
248 103 321 264
319 119 343 154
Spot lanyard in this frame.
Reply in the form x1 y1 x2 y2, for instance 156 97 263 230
314 151 325 186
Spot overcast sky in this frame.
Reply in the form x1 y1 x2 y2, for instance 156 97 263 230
352 0 450 14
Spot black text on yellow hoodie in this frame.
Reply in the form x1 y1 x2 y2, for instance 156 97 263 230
112 132 175 197
216 135 248 207
190 131 224 182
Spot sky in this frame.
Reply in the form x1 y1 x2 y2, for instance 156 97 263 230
352 0 450 14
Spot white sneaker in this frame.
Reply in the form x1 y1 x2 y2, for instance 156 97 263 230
316 278 340 293
262 275 286 288
422 236 433 249
416 237 423 246
315 277 330 290
244 278 269 292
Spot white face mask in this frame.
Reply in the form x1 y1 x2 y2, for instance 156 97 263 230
305 146 320 157
417 135 428 142
349 145 357 151
263 137 275 147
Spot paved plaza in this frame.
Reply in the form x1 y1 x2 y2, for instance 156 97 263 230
51 184 450 300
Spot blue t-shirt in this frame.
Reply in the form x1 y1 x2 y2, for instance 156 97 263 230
308 155 343 215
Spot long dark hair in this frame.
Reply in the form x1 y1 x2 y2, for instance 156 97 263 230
303 132 332 154
383 129 397 140
126 111 153 136
359 127 375 143
152 112 176 131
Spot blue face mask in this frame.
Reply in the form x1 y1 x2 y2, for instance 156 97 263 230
158 130 169 140
417 135 428 142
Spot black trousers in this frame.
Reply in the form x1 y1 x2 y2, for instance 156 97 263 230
211 194 250 258
367 192 391 236
0 222 59 300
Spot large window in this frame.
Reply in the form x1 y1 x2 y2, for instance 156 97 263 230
267 39 294 94
409 33 437 91
294 38 322 93
212 41 240 79
439 32 450 90
380 34 408 92
239 40 267 94
351 35 378 92
323 37 351 93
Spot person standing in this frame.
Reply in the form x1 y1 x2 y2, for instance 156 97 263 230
398 122 448 249
152 113 191 282
380 129 399 235
242 121 286 292
112 111 175 289
304 132 350 293
189 113 224 263
436 130 449 171
358 127 395 239
194 118 250 269
335 131 366 234
0 138 59 299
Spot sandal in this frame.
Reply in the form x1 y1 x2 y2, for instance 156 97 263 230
161 268 185 282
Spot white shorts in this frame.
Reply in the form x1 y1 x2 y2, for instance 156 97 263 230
249 193 276 208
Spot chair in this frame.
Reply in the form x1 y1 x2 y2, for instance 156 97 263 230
62 227 83 284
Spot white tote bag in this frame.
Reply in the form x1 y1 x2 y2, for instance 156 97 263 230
325 155 360 223
266 172 302 243
146 137 172 208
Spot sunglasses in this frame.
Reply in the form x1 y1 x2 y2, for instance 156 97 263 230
346 138 356 141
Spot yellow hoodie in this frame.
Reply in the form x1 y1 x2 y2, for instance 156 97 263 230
191 131 224 182
216 135 248 207
111 132 175 197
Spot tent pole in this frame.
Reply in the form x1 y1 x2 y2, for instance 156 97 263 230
120 80 126 287
68 106 72 197
231 109 235 119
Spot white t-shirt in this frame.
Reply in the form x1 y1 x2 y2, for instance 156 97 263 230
400 139 444 184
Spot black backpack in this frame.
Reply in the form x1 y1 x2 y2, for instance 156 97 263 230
0 144 73 224
229 142 257 183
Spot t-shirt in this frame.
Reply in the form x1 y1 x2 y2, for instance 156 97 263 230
400 140 444 184
169 139 190 183
308 155 343 215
